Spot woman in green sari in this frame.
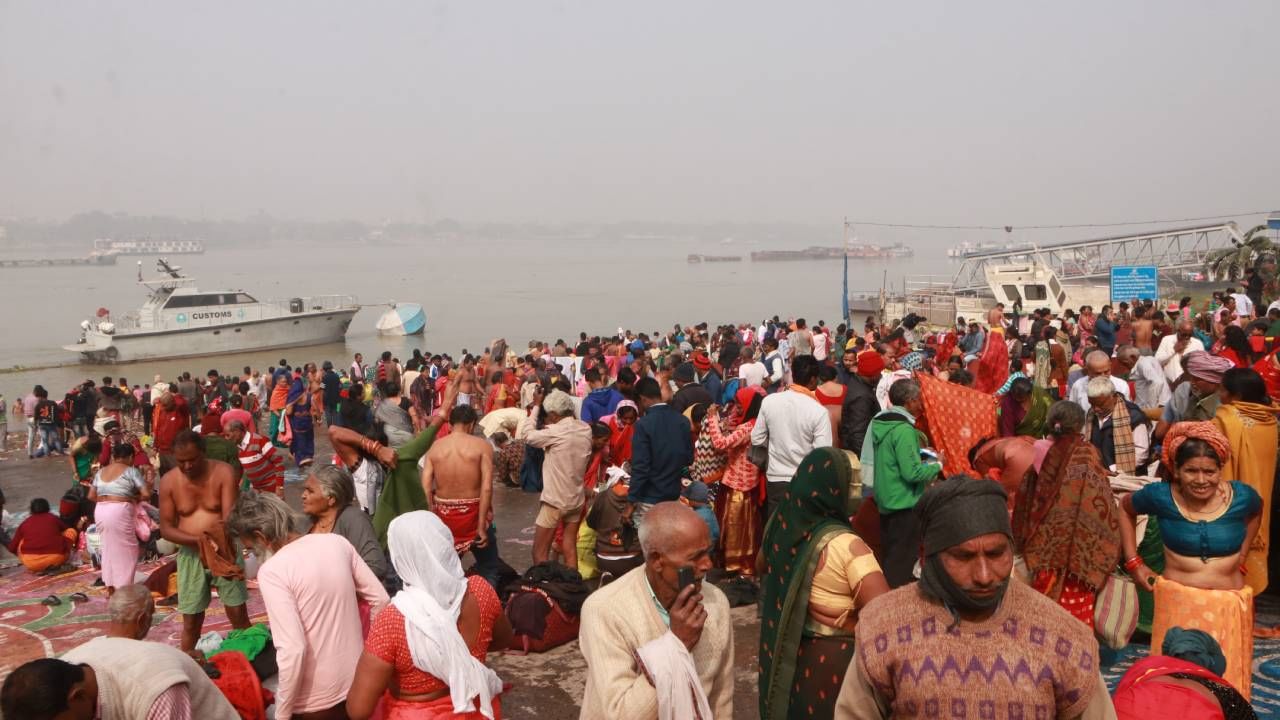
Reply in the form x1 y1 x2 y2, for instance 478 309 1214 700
758 447 888 719
1001 377 1052 437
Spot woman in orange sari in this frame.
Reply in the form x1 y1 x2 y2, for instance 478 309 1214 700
1213 367 1277 595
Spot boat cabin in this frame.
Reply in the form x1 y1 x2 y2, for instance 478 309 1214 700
983 263 1074 315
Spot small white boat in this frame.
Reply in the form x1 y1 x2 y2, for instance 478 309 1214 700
376 302 426 336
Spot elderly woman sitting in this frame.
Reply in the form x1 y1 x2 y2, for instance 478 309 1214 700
7 498 76 573
301 464 389 582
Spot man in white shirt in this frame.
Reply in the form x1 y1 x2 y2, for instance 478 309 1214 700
750 355 833 521
737 347 768 388
1068 350 1132 411
1230 288 1255 321
760 338 786 392
1115 345 1171 410
1153 320 1205 384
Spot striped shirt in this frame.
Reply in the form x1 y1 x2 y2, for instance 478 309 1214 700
237 431 285 493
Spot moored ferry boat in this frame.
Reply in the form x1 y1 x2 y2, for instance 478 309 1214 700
65 259 358 363
93 238 206 255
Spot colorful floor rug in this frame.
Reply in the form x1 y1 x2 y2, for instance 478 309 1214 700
0 557 267 677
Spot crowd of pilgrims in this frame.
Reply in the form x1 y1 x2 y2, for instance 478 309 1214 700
5 288 1280 719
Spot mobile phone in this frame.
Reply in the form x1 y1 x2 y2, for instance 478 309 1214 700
677 566 696 593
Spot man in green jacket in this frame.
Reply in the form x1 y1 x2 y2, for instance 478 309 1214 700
871 378 943 587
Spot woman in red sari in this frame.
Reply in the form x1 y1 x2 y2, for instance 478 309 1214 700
1252 348 1280 400
706 386 766 576
1113 627 1255 719
602 400 637 465
974 326 1011 394
1012 400 1121 627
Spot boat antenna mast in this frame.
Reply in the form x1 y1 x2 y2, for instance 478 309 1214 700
156 257 183 279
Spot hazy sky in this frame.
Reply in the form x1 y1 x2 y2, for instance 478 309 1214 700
2 1 1277 225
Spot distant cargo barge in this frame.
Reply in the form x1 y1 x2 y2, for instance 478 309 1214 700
0 253 118 268
688 254 743 263
751 243 912 261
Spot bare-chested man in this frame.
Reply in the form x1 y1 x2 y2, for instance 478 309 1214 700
158 430 250 653
420 404 503 587
1130 305 1154 353
453 360 481 411
985 302 1005 332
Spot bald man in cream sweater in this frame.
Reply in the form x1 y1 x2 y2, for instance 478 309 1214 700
578 502 734 719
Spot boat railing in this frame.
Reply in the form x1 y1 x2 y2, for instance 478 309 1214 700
258 294 359 313
109 312 145 331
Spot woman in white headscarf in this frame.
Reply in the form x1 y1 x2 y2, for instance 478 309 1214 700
346 511 513 719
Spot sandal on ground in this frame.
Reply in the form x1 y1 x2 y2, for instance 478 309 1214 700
40 594 62 606
69 592 89 603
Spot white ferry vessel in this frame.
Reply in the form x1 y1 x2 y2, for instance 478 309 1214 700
93 238 206 255
65 259 359 363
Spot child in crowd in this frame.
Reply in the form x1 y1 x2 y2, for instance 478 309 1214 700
681 480 720 548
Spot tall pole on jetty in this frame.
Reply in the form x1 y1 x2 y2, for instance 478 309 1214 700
842 218 851 327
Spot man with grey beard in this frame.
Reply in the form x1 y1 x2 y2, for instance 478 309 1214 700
226 491 388 720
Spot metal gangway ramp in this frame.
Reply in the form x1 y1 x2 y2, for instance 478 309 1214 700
949 222 1246 291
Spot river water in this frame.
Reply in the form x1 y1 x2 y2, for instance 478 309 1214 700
0 235 956 401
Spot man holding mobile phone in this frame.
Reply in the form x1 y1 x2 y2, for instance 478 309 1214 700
578 502 734 718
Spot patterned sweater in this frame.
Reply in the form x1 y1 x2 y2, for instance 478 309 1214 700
851 579 1102 719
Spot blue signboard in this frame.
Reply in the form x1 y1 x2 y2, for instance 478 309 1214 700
1110 265 1158 303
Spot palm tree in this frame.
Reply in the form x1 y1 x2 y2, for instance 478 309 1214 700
1205 224 1275 281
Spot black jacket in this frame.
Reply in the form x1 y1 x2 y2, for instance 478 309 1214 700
629 404 694 504
839 375 879 455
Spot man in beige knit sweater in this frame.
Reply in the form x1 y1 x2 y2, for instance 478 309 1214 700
578 501 734 719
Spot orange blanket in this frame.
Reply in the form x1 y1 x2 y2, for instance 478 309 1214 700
917 373 999 477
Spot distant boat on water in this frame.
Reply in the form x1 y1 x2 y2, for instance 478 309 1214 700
947 240 1034 258
376 302 427 336
751 243 912 261
93 238 206 255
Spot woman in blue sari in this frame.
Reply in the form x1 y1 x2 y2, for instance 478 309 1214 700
286 372 315 466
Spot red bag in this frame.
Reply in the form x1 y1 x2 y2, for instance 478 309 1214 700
506 588 580 654
207 651 272 720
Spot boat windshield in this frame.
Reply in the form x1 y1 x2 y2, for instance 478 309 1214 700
164 292 257 309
